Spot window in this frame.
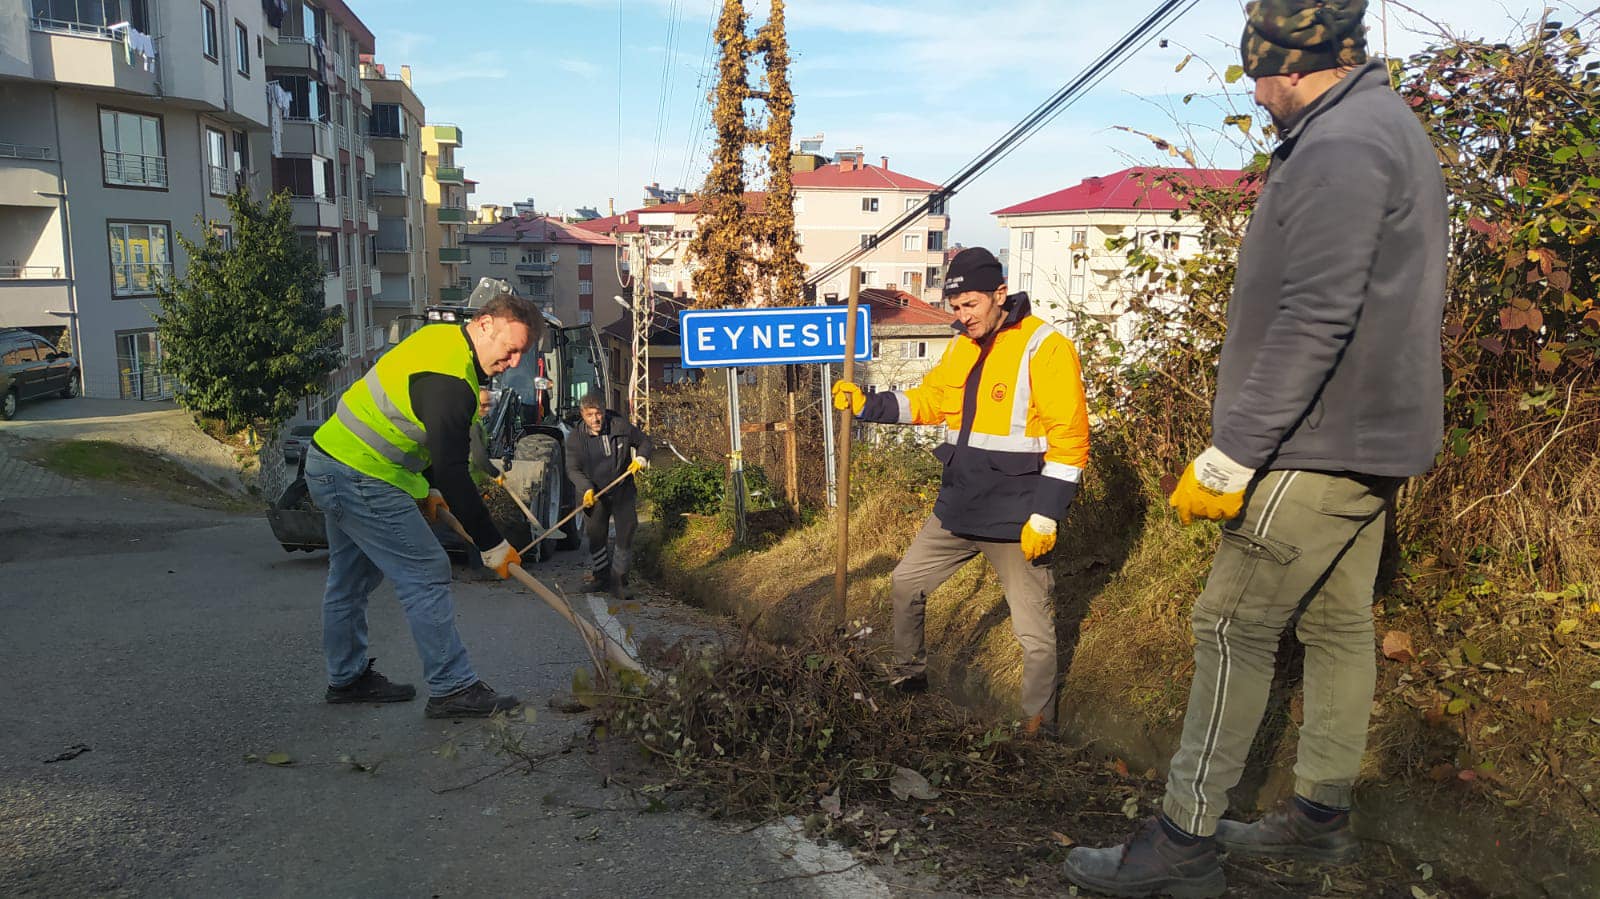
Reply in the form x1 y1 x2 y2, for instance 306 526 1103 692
205 128 229 194
905 197 919 212
578 280 593 295
927 230 944 252
275 75 329 121
116 329 168 400
234 22 250 75
99 108 165 188
201 3 218 60
861 197 879 212
272 156 333 198
903 233 921 252
578 246 592 264
212 224 233 250
926 266 942 289
231 130 249 178
859 234 875 250
928 196 946 215
580 310 593 324
1020 231 1034 250
1071 228 1087 246
490 249 507 264
33 0 151 31
108 222 171 296
1020 272 1033 291
1 340 40 365
521 250 544 264
370 104 402 138
901 271 917 288
1161 231 1181 250
662 363 696 385
900 341 928 359
859 270 876 285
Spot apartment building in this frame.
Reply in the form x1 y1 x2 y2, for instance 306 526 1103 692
359 56 426 335
585 149 951 309
993 166 1244 339
266 0 382 369
2 0 277 399
421 122 471 303
459 216 625 331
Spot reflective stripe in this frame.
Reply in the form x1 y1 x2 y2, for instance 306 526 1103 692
364 370 427 445
948 430 1047 452
1041 461 1083 483
336 402 428 472
1008 321 1060 437
894 391 912 424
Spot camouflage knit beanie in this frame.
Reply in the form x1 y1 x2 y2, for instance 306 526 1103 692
1240 0 1368 78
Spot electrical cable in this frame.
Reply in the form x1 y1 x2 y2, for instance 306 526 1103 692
803 0 1198 289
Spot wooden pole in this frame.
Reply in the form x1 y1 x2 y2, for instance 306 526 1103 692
833 267 861 622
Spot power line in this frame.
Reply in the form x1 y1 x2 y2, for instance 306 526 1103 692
676 0 719 190
649 0 685 182
804 0 1199 289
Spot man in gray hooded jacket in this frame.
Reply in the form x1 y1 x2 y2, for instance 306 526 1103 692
1063 1 1447 895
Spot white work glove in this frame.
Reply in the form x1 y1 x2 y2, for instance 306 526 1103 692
1021 513 1057 561
481 540 521 579
1169 446 1256 525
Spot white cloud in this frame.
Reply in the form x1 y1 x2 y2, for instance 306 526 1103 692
557 57 604 79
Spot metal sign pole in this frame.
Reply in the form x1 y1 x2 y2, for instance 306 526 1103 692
820 362 836 508
727 366 747 544
832 267 861 621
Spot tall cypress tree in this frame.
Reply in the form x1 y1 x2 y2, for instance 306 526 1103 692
688 0 755 309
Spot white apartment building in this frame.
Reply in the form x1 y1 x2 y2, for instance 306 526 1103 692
588 149 951 309
993 166 1243 341
459 216 626 332
2 0 279 399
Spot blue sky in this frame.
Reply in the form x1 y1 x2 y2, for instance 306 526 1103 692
358 0 1538 251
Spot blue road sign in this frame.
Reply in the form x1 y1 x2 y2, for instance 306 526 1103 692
679 305 872 368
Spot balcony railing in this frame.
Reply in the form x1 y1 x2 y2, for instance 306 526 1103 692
0 264 65 279
439 286 468 302
439 247 469 264
0 141 53 160
207 165 231 195
427 124 462 146
30 15 118 38
368 128 406 141
437 206 468 224
376 242 410 253
514 262 553 275
103 151 167 188
335 123 349 147
343 270 355 290
435 166 464 184
340 196 352 221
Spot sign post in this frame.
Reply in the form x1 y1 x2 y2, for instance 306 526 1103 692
678 302 870 553
833 268 861 622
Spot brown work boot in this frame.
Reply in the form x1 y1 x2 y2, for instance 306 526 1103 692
1020 713 1057 740
1214 797 1360 864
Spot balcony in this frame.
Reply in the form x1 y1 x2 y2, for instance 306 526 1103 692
438 247 470 264
103 151 166 188
0 141 52 161
368 127 407 142
437 206 468 225
439 286 468 303
372 182 407 198
1 146 60 203
28 22 158 95
335 123 349 149
265 36 317 72
0 264 65 279
435 166 464 184
514 262 553 275
340 196 353 222
427 124 462 147
290 196 340 229
376 241 411 254
281 118 334 157
366 206 379 231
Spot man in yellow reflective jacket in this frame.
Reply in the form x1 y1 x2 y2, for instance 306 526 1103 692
833 247 1090 735
307 285 539 719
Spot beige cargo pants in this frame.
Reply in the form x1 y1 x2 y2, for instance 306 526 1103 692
1161 470 1401 836
891 513 1058 727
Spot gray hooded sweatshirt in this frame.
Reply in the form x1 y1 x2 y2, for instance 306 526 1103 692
1213 60 1447 477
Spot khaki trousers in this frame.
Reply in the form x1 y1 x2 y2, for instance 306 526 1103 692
1161 470 1400 836
891 514 1058 725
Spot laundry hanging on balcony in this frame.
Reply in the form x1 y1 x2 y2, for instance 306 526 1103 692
109 22 157 73
262 0 288 29
266 83 293 157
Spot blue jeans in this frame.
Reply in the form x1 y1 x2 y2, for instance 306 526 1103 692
304 445 478 697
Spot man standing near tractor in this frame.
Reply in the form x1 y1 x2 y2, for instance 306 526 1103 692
305 285 543 719
565 391 653 598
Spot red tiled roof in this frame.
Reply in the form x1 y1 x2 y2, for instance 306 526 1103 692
858 288 956 326
992 167 1248 216
465 215 616 246
794 163 940 192
640 194 769 215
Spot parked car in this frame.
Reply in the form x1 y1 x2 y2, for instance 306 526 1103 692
281 424 319 465
1 328 78 420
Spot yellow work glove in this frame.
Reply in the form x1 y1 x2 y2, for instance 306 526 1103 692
481 540 521 579
1021 513 1057 562
420 488 448 522
831 381 865 416
582 488 597 509
626 456 649 476
1169 446 1256 525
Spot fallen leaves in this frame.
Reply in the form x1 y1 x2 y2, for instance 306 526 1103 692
1383 630 1416 663
889 766 941 802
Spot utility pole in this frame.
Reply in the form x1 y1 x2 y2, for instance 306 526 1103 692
622 231 655 430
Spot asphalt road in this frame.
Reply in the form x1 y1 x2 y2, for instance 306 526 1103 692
0 454 892 898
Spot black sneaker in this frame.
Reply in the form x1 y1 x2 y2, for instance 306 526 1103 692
325 659 416 704
581 572 611 592
1061 815 1226 898
1214 798 1360 864
424 681 521 719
